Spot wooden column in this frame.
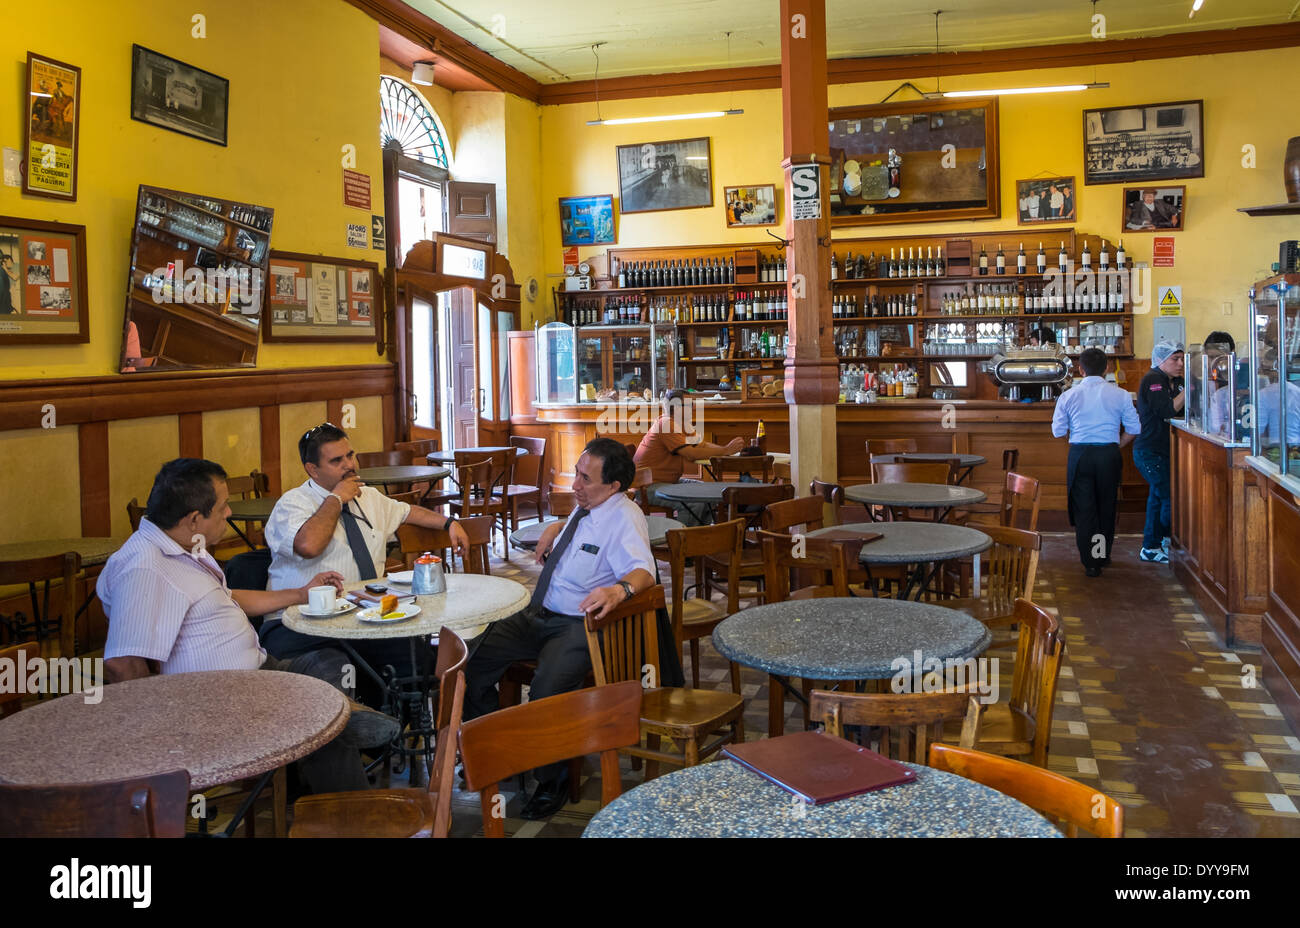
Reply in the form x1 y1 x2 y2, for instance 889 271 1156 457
780 0 837 493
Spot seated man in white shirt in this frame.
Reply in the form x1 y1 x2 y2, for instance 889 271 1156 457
260 423 469 708
464 437 655 820
100 458 399 794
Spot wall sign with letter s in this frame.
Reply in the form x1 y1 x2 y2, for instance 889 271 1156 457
790 164 821 220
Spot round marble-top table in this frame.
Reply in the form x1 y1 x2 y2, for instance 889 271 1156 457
0 670 349 790
425 446 527 465
357 465 450 487
655 481 764 524
582 758 1060 838
712 597 991 683
810 522 992 601
226 496 278 522
283 573 528 641
845 482 986 511
510 515 684 551
0 536 125 568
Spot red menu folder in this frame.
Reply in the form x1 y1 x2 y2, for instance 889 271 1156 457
723 730 916 805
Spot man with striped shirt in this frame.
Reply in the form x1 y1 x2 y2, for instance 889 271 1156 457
100 458 399 792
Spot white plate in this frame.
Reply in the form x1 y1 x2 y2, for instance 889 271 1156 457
299 600 358 619
385 571 414 585
358 603 423 624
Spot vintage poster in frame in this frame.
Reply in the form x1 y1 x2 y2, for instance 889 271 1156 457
616 137 712 214
1122 185 1186 232
263 251 380 343
0 215 89 344
1083 100 1204 185
23 52 82 201
559 194 616 246
724 185 778 227
1016 177 1076 225
130 45 230 146
828 97 1000 227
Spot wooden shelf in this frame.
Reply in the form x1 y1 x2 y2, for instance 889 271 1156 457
1237 202 1300 217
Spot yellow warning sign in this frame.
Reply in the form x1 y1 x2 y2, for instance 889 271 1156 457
1158 286 1181 316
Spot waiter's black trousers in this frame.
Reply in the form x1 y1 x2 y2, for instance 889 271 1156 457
1067 443 1122 569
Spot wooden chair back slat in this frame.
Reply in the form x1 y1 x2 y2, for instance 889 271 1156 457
929 743 1124 837
759 531 864 602
357 450 410 468
396 436 442 458
454 450 515 509
1001 448 1020 473
508 436 545 488
428 627 468 838
0 552 81 658
870 461 956 486
813 691 982 764
584 587 666 687
719 483 794 535
1009 598 1065 766
397 515 493 575
762 495 826 534
459 680 643 835
665 520 744 650
0 769 190 837
1002 472 1042 531
865 438 917 457
975 525 1042 618
709 455 774 483
126 497 146 532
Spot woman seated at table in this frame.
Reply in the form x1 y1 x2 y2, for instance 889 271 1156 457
98 458 400 794
634 389 744 525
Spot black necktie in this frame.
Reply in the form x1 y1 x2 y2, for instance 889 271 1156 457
529 508 590 612
339 506 378 581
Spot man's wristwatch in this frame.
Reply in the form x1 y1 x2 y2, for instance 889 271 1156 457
617 581 634 602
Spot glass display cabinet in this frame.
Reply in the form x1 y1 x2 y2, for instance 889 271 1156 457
1249 273 1300 471
1187 345 1247 442
534 321 676 403
1186 344 1205 432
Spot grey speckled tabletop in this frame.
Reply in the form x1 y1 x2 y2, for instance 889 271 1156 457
844 482 986 508
583 758 1061 837
655 481 763 502
712 596 991 680
810 522 993 565
0 670 348 790
0 537 126 568
511 515 683 549
869 453 987 467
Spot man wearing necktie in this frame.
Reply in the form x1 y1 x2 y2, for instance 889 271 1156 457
464 438 655 820
261 423 469 707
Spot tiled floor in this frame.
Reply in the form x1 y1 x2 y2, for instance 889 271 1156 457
211 530 1300 838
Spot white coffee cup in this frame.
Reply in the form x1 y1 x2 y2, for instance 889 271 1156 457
308 585 336 614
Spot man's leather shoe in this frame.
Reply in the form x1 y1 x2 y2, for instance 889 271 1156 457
1085 566 1102 577
519 780 569 820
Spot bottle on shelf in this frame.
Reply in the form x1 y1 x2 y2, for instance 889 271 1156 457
1098 242 1110 271
1016 243 1027 275
888 248 898 279
617 259 626 288
978 244 989 276
995 243 1006 276
778 256 787 282
1081 240 1092 271
830 252 839 281
1116 239 1127 270
1057 242 1069 273
936 246 945 276
1036 242 1047 275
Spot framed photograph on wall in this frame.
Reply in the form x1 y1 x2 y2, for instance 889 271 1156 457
130 45 229 146
559 194 616 246
828 97 1000 227
263 251 380 343
723 185 778 227
1016 176 1076 225
616 137 712 214
23 52 82 201
0 215 89 344
1083 100 1203 185
1122 185 1186 232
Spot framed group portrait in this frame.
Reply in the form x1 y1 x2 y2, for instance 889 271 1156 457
1016 176 1076 225
723 185 777 228
616 137 712 214
1083 100 1204 185
0 215 89 344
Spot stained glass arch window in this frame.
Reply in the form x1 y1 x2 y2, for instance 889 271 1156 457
380 76 450 170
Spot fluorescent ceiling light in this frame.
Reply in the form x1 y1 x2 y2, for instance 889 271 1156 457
411 61 435 85
926 83 1108 98
1189 0 1204 17
587 109 743 127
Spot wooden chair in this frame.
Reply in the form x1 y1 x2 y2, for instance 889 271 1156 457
762 494 826 534
395 436 442 458
459 680 643 837
396 437 451 507
450 450 515 558
709 454 774 483
357 450 409 468
0 552 80 659
865 438 917 457
397 515 494 576
666 519 746 690
126 497 147 531
946 526 1041 627
929 743 1124 838
225 469 270 499
758 531 864 602
870 460 956 486
809 479 870 526
956 598 1064 767
289 628 468 838
700 483 794 605
497 436 546 532
630 467 674 517
0 768 191 838
773 460 791 485
1001 448 1020 473
547 467 576 518
585 587 744 780
813 691 982 763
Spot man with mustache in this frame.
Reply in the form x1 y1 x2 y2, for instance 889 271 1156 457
261 423 469 707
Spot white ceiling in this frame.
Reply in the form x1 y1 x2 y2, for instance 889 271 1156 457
404 0 1299 83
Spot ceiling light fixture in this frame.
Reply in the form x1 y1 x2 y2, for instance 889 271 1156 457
586 35 743 127
411 60 436 85
1189 0 1204 18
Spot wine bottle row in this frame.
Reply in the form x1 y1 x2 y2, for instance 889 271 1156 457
977 240 1130 276
832 293 919 318
617 256 735 288
833 247 947 281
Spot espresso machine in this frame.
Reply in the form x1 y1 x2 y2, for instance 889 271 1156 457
986 348 1071 401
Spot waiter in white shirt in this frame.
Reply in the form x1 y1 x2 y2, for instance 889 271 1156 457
261 423 469 706
1051 347 1141 577
464 437 655 820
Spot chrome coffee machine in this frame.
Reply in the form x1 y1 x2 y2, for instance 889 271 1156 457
986 348 1070 401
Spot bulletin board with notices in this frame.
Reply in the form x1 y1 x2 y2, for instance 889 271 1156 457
263 250 380 343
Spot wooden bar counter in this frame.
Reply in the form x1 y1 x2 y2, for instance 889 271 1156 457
514 398 1149 529
1248 458 1300 735
1170 421 1267 648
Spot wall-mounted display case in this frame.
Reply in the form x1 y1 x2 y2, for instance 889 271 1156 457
1249 273 1300 470
535 321 676 403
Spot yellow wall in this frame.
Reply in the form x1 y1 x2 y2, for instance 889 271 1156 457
539 46 1300 356
107 416 180 537
505 94 544 325
202 407 261 478
278 401 328 492
0 427 81 545
0 0 388 379
342 394 385 453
